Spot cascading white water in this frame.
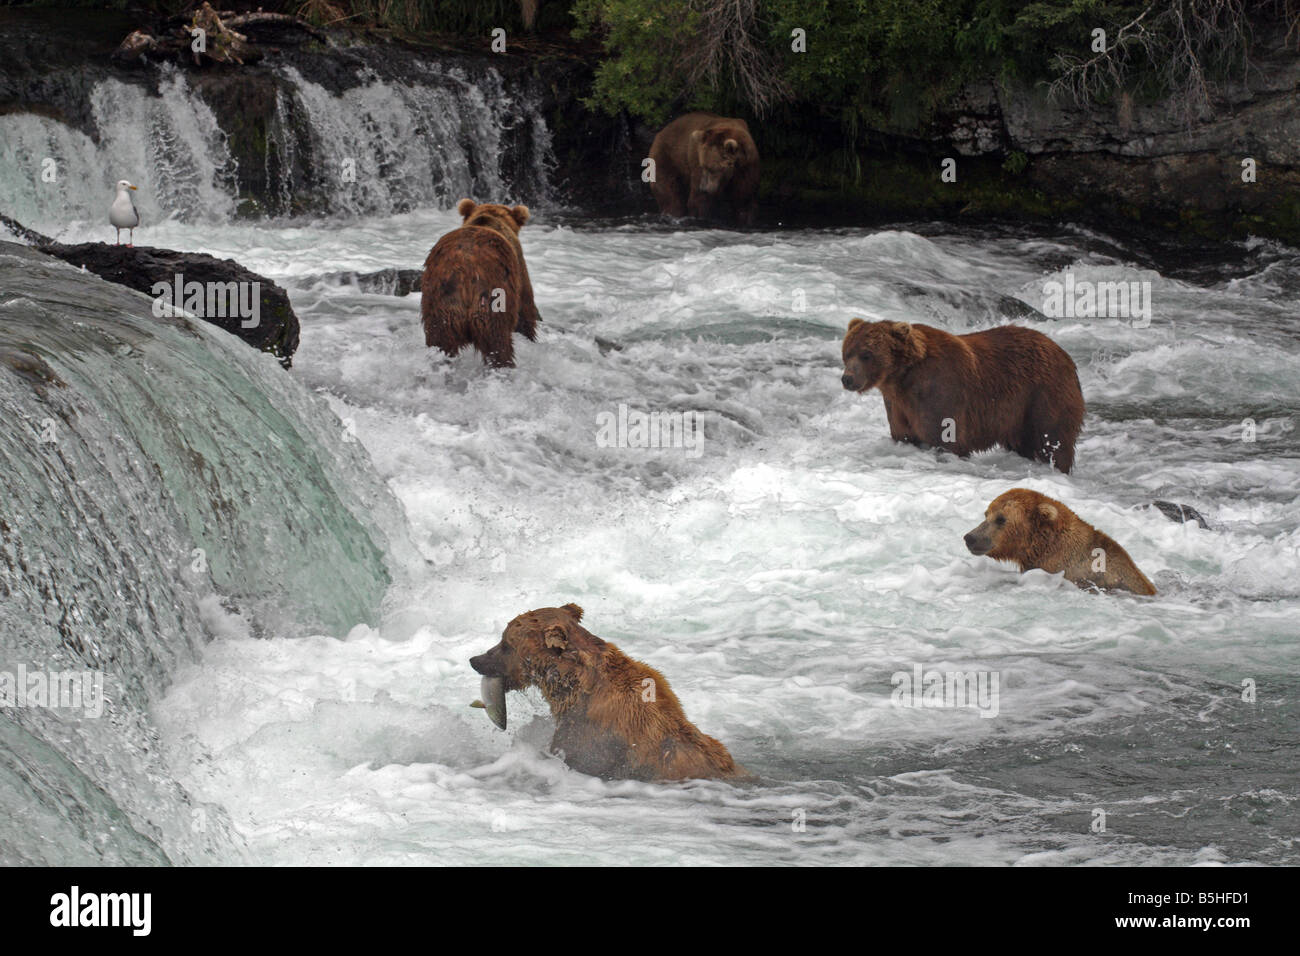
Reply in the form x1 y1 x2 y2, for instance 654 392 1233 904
92 69 241 223
0 60 554 233
0 242 412 863
271 63 551 216
0 66 239 230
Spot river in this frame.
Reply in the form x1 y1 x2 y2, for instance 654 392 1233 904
1 64 1297 865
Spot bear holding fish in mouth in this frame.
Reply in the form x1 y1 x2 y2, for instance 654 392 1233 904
470 604 747 782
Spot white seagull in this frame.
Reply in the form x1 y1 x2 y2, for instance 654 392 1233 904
110 180 140 247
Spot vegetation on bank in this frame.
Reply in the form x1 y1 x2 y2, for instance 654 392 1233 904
14 1 1300 242
41 2 1298 123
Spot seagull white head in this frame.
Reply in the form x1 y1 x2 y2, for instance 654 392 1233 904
115 180 138 192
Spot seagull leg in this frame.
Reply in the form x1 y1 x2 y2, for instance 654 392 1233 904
115 228 121 245
127 228 133 248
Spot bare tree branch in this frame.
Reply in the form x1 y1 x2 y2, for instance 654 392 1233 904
1046 0 1280 129
677 0 791 116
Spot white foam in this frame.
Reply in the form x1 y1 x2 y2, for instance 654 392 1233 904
153 218 1300 865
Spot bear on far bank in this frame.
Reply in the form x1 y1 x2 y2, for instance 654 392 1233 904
648 113 759 225
964 488 1157 595
420 198 541 368
841 319 1084 473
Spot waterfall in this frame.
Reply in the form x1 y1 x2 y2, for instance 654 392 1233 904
0 40 551 864
271 63 553 217
0 66 239 230
0 58 555 230
0 243 410 863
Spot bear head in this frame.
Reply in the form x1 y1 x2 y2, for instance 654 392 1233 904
840 318 927 392
470 604 600 718
690 127 747 195
457 198 530 236
964 488 1069 563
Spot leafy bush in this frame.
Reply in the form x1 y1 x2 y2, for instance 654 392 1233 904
571 0 1295 134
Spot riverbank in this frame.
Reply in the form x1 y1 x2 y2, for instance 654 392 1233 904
2 5 1298 244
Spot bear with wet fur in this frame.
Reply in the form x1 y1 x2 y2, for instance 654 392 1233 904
469 604 746 782
648 112 759 225
964 488 1156 595
420 198 541 368
840 319 1084 473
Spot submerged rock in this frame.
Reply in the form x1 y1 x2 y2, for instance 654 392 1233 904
1149 501 1211 530
320 267 423 297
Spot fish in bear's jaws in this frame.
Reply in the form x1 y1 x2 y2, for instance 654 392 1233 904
470 676 508 729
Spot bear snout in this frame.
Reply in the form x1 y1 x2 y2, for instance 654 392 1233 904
964 530 991 555
841 373 857 390
698 172 722 194
470 649 505 677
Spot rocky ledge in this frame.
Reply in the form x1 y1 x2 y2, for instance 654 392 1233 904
1 214 299 367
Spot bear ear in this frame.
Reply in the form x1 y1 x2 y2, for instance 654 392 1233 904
1037 501 1060 523
511 204 530 227
723 138 739 155
456 198 476 218
890 321 926 359
847 318 866 331
690 129 705 144
560 603 584 621
543 624 568 650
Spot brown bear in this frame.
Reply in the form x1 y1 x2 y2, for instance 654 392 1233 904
840 319 1084 473
420 198 541 368
648 112 759 225
964 489 1157 595
469 604 747 782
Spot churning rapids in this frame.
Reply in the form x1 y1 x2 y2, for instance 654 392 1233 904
3 206 1296 866
2 52 1298 861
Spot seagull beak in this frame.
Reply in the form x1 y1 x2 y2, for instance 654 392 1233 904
129 185 138 191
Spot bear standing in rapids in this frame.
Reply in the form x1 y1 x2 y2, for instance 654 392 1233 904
964 489 1157 595
469 604 748 782
840 319 1085 473
648 113 760 225
420 198 541 368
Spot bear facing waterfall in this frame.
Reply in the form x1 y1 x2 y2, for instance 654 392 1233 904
420 199 541 368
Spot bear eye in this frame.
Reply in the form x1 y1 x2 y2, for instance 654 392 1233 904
859 350 871 360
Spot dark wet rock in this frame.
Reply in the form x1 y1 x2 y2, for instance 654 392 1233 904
0 214 298 367
1150 501 1211 530
0 214 47 247
897 283 1047 325
318 268 423 297
996 294 1045 321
